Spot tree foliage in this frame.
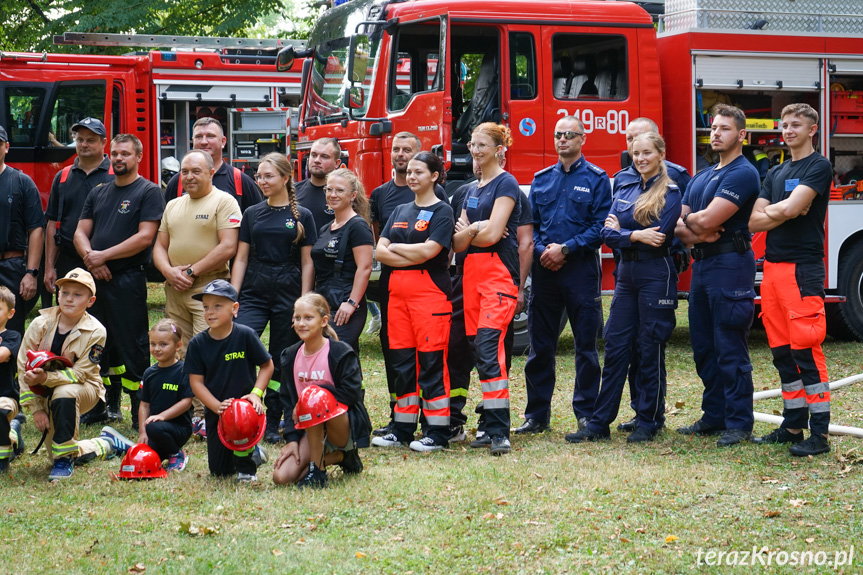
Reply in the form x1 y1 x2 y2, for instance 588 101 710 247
0 0 314 53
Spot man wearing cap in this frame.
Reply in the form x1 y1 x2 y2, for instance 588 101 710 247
74 134 165 427
17 268 111 479
164 117 262 212
45 117 114 291
0 125 44 336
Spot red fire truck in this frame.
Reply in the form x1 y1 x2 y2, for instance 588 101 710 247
280 0 863 342
0 33 304 201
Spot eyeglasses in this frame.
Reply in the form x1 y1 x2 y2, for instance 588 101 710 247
554 131 584 140
323 186 351 195
467 141 496 150
254 173 279 182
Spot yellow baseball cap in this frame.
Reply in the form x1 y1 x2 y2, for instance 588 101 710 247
55 268 97 296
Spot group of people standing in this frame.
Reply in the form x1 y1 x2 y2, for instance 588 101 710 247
0 98 835 484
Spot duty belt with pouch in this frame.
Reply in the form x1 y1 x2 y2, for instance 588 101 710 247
691 230 752 261
620 246 670 262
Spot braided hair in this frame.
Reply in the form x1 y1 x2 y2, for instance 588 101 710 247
259 152 305 244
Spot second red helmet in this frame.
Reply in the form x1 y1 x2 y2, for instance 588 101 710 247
295 385 348 430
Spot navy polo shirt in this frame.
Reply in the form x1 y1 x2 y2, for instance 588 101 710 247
529 156 612 259
45 155 114 244
602 175 682 251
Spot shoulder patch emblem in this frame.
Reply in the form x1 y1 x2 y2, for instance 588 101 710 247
89 344 104 364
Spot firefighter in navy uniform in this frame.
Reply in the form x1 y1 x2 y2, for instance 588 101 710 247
164 117 262 212
612 117 691 433
371 152 454 452
750 103 834 457
45 117 114 290
294 138 341 229
0 125 44 337
74 134 165 430
675 104 760 447
520 116 611 437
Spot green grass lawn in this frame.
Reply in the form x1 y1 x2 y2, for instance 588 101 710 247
1 287 861 574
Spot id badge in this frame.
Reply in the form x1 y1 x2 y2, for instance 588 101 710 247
417 209 434 222
785 178 800 192
467 195 479 209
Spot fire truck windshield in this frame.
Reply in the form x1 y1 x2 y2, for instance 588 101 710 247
305 0 382 124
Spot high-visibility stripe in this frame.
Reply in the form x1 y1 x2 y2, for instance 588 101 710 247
449 388 468 398
422 397 450 411
805 383 831 412
234 446 255 458
19 391 36 403
396 396 420 408
483 388 510 400
805 382 830 394
481 378 509 393
109 365 127 376
121 377 141 392
394 412 419 423
425 415 449 426
102 376 111 387
52 443 79 457
389 392 397 401
781 380 807 409
62 369 77 383
93 438 110 460
267 379 281 392
0 446 12 458
484 398 510 409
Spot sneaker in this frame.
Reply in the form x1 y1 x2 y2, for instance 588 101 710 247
10 418 24 457
717 429 752 447
338 448 363 474
410 437 445 452
100 425 135 456
192 417 207 439
298 462 328 489
789 434 831 457
372 421 395 437
264 429 282 444
627 426 661 443
236 472 258 483
252 444 268 466
753 427 804 444
617 416 637 433
489 436 511 456
470 431 491 448
48 457 74 480
676 419 725 436
371 433 404 448
166 451 188 472
565 427 610 444
449 425 467 443
365 314 382 335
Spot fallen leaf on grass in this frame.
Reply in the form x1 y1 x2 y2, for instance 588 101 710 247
177 522 220 537
533 472 542 479
805 538 815 544
635 527 646 534
665 535 678 543
674 401 686 409
272 550 283 557
355 552 366 558
494 499 511 506
789 499 809 508
128 564 145 573
391 535 405 541
763 511 781 518
620 537 631 543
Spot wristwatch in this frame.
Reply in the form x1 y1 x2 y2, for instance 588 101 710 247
185 267 196 278
346 297 360 308
682 212 691 227
560 244 571 256
26 268 39 277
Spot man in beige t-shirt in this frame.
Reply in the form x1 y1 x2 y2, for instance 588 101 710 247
153 150 241 347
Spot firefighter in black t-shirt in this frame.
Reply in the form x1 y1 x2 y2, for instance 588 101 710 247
164 117 263 212
74 134 165 428
45 118 114 290
371 152 455 452
750 103 834 457
0 125 44 337
295 138 341 229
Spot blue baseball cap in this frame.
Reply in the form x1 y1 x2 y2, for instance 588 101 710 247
192 279 238 302
71 117 106 137
0 125 7 143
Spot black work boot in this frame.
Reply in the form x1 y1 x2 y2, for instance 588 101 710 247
80 399 108 425
128 391 140 432
106 380 123 422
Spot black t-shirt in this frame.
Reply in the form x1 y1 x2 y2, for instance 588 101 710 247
80 177 165 273
239 202 318 265
760 152 833 264
312 215 374 294
682 155 760 246
295 179 334 230
381 201 454 294
369 180 448 229
50 329 70 358
452 180 531 266
45 156 114 244
463 172 522 281
184 323 271 403
139 361 194 428
165 161 263 213
0 329 22 403
0 167 44 252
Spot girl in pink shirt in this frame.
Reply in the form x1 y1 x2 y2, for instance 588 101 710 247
273 293 371 488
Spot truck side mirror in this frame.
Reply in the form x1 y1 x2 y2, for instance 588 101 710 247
347 87 365 109
277 46 295 72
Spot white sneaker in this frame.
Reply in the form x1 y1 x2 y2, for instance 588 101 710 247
365 314 382 335
410 437 444 452
236 472 258 483
372 433 404 447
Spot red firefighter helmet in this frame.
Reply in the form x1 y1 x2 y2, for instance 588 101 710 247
295 385 348 430
118 444 168 479
217 399 266 451
24 350 74 397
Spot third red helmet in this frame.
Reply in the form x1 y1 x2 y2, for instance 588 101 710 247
118 444 168 479
295 385 348 430
217 399 266 451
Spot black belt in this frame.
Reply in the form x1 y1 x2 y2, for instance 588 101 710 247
691 240 751 261
620 247 670 262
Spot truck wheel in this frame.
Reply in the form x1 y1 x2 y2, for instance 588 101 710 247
826 302 856 340
836 241 863 341
510 277 569 356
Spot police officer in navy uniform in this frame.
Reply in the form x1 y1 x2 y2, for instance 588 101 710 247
74 134 165 429
295 138 341 229
164 117 262 212
519 116 611 436
0 125 44 336
675 104 760 447
612 117 691 433
45 118 114 292
368 131 449 438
